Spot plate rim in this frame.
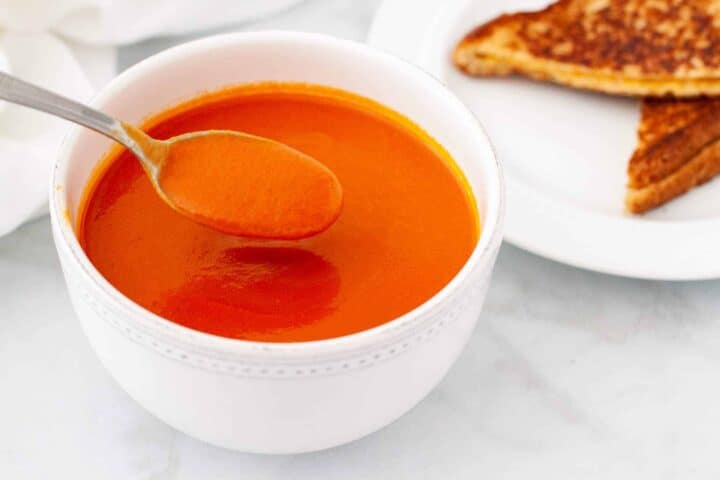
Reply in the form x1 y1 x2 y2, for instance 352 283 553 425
368 0 720 281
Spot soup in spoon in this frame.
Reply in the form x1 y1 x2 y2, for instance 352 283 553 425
0 71 341 239
123 124 342 239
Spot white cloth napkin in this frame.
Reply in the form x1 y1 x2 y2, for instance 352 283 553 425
0 0 302 237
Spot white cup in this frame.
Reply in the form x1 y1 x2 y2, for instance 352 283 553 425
50 31 504 454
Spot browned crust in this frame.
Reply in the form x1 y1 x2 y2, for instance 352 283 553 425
453 0 720 97
627 99 720 188
453 0 720 213
626 137 720 213
460 3 560 47
453 4 559 76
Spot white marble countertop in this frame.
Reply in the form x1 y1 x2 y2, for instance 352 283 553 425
3 0 720 478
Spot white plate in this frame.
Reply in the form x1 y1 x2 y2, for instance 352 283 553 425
369 0 720 280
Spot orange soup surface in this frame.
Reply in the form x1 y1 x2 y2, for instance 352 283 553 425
79 84 479 342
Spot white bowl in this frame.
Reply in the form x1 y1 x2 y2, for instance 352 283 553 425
50 32 504 454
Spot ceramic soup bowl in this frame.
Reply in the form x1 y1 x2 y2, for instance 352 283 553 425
50 31 504 454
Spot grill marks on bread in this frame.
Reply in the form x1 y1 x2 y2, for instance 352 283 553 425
455 0 720 96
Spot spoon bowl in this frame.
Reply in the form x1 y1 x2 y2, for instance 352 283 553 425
0 72 343 239
122 124 343 238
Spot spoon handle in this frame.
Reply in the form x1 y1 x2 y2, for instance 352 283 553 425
0 71 129 146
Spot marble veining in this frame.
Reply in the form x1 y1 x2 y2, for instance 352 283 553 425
3 0 720 478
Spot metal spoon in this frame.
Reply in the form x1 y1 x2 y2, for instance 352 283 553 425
0 71 343 239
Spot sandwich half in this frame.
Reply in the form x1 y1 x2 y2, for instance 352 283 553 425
626 97 720 213
454 0 720 97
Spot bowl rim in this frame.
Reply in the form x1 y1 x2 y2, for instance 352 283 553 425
50 31 505 359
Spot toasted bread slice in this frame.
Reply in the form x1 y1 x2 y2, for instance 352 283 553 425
454 0 720 97
626 98 720 213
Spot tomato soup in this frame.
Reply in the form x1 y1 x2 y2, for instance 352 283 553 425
79 83 479 342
